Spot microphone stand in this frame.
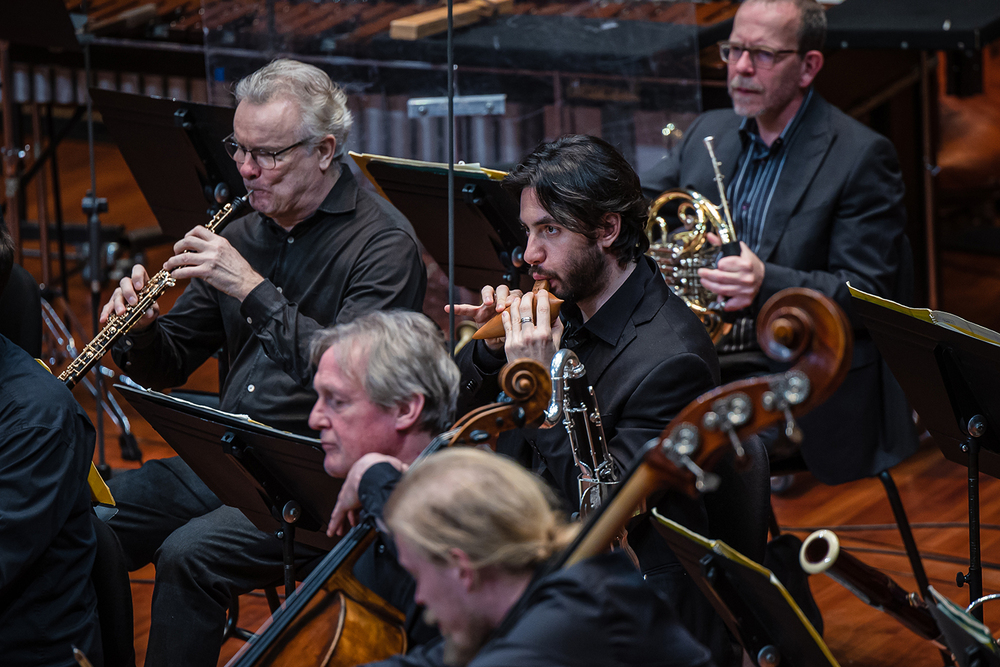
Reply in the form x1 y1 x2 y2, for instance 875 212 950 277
79 0 109 478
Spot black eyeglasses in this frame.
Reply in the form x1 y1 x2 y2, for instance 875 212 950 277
223 134 306 170
719 41 800 70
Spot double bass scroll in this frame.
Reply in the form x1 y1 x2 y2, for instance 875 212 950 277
561 287 853 567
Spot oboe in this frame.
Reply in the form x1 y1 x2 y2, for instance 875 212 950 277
60 194 253 389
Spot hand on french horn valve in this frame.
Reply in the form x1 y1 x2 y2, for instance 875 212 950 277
698 233 765 312
100 264 159 330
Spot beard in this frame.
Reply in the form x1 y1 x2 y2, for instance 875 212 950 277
534 241 609 305
728 75 765 118
424 608 495 667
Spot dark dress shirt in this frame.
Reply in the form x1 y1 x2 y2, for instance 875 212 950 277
720 88 814 352
0 335 102 667
112 164 427 434
354 462 440 648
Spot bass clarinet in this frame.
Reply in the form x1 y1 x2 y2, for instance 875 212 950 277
545 349 621 518
60 194 253 389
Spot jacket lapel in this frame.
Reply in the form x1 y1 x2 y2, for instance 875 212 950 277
584 321 635 389
754 96 835 263
683 124 742 195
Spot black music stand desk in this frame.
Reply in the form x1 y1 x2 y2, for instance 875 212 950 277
652 511 839 667
850 285 1000 620
351 152 529 292
117 385 342 592
90 88 245 241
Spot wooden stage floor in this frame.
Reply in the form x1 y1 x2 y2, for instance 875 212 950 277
19 138 1000 667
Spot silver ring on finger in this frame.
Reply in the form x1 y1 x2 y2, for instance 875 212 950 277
520 316 533 324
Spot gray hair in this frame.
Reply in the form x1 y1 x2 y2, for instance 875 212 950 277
234 59 353 157
310 311 460 434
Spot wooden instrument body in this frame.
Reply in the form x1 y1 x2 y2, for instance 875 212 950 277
472 280 564 340
800 529 944 646
226 359 551 667
247 531 407 667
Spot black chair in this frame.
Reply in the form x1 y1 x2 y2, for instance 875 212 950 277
90 512 137 667
0 263 42 357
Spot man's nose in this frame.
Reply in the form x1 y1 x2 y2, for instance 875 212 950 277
238 154 261 179
523 236 543 265
307 402 324 430
734 49 755 75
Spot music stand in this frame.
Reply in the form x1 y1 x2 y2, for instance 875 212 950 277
89 88 245 240
651 510 840 667
850 286 1000 621
351 152 530 291
116 384 342 594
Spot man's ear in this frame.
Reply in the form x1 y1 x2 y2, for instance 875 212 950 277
394 393 426 432
597 212 622 250
798 50 823 88
316 134 337 170
450 548 480 592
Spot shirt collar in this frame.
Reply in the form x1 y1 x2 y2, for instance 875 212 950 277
260 161 359 237
561 257 654 347
316 162 359 215
738 86 815 155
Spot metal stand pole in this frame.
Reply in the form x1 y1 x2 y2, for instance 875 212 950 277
279 500 300 600
80 2 109 476
957 416 986 623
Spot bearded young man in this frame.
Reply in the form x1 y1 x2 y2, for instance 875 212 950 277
642 0 918 485
450 134 743 663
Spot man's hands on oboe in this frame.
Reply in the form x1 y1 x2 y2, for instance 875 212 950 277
100 264 159 331
100 228 266 331
166 227 264 301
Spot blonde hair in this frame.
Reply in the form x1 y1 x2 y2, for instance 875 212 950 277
385 448 579 572
234 59 353 157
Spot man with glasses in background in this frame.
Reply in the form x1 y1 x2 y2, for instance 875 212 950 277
100 59 426 667
642 0 917 491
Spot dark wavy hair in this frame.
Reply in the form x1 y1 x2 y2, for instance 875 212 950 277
502 135 649 267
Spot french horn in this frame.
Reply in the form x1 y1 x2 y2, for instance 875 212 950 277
646 137 741 343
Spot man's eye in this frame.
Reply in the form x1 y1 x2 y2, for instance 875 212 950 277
545 225 559 235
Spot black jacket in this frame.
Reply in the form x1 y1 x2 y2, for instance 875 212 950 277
642 93 919 484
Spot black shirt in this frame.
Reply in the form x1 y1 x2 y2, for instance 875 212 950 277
113 165 427 434
0 335 102 666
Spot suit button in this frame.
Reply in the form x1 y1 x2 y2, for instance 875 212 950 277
465 380 476 392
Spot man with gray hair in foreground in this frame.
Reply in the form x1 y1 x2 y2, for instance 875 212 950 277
355 448 714 667
308 310 461 655
101 59 427 667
